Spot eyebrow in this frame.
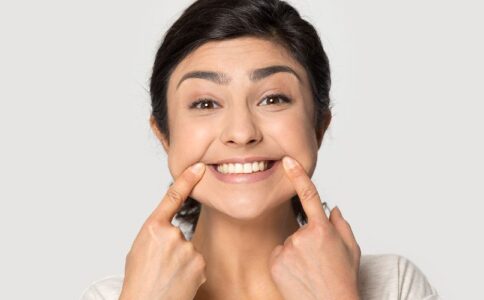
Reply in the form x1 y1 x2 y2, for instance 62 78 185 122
176 65 302 90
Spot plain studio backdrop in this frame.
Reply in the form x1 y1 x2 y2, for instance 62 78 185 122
0 0 482 299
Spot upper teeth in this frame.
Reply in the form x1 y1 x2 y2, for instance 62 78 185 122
216 161 270 174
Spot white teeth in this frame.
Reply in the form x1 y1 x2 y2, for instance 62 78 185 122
243 163 252 173
252 162 260 172
216 161 270 174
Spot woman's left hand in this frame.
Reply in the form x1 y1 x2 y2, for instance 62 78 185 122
269 156 362 300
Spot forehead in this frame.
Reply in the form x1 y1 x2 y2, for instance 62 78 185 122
167 37 310 91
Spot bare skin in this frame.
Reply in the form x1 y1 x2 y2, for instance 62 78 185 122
143 37 360 299
119 163 208 300
189 191 301 300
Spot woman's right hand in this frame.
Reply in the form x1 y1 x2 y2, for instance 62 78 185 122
119 162 207 300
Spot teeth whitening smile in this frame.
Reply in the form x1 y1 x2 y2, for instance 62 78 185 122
216 161 270 174
210 160 279 184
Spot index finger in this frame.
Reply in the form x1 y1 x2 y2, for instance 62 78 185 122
282 156 328 225
148 162 206 225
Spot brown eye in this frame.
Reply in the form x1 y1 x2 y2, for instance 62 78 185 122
259 93 292 106
189 98 221 109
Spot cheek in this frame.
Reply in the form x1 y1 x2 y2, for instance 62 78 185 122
268 112 319 176
167 120 214 178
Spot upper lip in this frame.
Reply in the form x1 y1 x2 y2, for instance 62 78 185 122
211 156 279 165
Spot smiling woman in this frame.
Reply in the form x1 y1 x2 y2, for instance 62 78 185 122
158 36 325 230
80 0 442 300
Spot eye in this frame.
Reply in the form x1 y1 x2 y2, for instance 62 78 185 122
189 98 221 110
259 93 292 106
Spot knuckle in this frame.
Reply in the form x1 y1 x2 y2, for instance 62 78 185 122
165 226 183 241
290 235 303 248
283 240 293 252
166 188 183 206
143 219 162 231
142 221 164 238
300 185 318 202
198 270 208 285
312 222 334 239
154 226 180 244
308 222 323 234
269 260 284 278
192 253 206 269
181 241 195 254
269 255 287 279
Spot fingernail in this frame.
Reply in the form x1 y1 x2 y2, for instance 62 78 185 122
191 162 204 174
335 206 343 217
282 156 297 170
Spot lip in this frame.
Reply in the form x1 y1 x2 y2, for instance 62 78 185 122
209 159 280 184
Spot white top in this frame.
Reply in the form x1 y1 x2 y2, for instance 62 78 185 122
80 253 442 300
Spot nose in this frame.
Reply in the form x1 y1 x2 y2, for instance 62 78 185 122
220 104 262 147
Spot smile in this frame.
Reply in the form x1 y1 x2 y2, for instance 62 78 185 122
209 160 279 184
215 160 276 174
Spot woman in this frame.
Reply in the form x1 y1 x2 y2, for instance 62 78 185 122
81 0 441 299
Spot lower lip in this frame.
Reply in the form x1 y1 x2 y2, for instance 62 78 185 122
209 160 280 184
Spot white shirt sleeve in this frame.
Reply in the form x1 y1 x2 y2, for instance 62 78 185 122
358 253 442 300
79 275 123 300
397 254 441 299
422 296 443 300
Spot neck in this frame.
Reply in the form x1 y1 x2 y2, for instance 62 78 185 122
190 200 300 299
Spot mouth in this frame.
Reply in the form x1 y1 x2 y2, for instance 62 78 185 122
208 159 280 184
211 160 277 174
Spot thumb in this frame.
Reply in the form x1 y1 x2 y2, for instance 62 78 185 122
270 245 284 263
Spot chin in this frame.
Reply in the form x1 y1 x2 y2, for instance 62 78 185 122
190 182 296 221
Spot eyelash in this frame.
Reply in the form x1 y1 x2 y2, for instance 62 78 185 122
189 93 292 110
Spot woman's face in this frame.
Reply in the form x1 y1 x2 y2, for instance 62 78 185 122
152 37 330 220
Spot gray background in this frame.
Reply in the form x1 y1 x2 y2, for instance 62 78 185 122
0 0 482 299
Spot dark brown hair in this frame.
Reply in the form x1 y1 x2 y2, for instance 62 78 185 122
150 0 332 235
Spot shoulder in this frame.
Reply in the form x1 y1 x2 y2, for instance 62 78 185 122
80 274 124 300
359 253 441 300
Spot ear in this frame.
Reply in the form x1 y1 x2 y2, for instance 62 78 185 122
149 115 169 153
315 110 332 149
